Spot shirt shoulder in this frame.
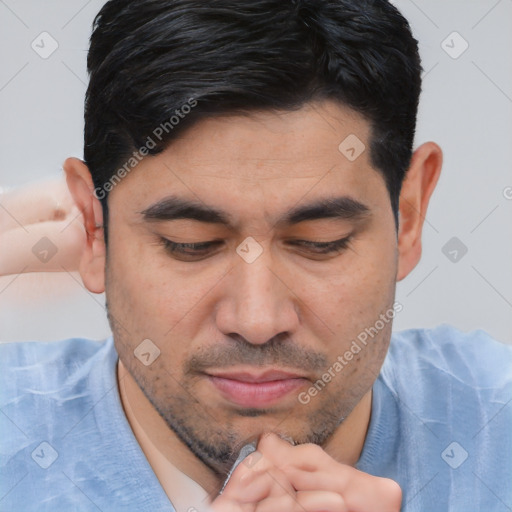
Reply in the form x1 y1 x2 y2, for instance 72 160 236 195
0 336 107 365
0 337 173 511
360 325 512 510
383 323 512 391
0 337 109 407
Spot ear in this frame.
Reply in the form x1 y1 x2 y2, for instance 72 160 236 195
63 157 106 293
396 142 443 282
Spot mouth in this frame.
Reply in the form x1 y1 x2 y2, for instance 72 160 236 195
205 369 309 408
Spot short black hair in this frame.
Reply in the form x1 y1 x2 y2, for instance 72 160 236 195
85 0 422 242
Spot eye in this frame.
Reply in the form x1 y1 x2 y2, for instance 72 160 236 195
160 239 222 260
159 235 353 262
288 236 353 255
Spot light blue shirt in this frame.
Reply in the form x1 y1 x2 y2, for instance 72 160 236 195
1 325 511 511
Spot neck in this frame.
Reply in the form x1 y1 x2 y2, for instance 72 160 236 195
117 359 372 497
323 389 373 466
117 360 222 495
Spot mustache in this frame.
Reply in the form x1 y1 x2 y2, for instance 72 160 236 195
185 333 328 374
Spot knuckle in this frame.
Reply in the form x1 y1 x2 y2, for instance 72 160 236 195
298 442 327 460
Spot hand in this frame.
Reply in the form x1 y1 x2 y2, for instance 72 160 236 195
210 433 402 512
0 178 86 276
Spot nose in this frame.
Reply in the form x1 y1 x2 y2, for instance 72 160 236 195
215 247 300 345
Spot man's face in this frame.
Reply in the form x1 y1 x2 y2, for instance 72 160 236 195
105 100 398 470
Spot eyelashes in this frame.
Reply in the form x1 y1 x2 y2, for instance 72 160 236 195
159 235 353 260
290 236 352 254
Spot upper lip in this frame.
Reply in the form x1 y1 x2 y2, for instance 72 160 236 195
206 369 307 383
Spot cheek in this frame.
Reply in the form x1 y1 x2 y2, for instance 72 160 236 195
311 234 397 336
106 234 226 340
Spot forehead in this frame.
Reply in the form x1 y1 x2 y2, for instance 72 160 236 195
108 100 387 224
166 101 372 178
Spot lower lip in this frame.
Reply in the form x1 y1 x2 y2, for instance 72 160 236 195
208 376 307 408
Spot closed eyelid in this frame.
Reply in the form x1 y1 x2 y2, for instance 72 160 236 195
159 235 354 260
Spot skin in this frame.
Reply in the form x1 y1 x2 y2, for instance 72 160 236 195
64 100 442 511
0 179 85 275
214 432 405 512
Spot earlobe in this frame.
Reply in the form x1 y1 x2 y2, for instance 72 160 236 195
63 157 106 293
396 142 442 282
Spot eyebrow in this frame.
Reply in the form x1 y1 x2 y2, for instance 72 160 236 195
139 195 371 228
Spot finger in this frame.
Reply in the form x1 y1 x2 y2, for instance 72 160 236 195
344 474 402 512
254 490 347 512
258 433 334 472
296 490 348 512
254 494 300 512
210 493 251 512
283 466 402 512
221 454 295 503
258 436 401 512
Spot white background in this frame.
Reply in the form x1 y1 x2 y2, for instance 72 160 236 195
0 0 511 343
